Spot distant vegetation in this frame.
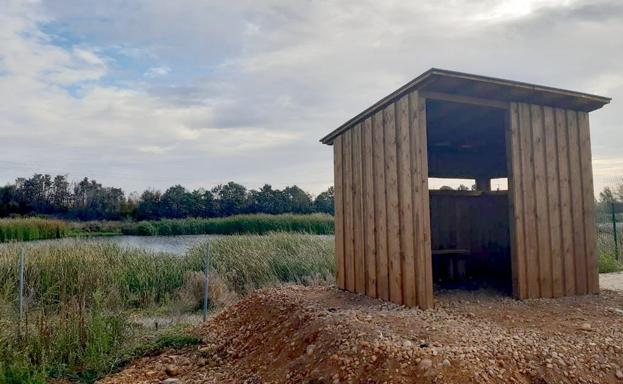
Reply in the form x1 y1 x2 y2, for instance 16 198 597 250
0 214 334 243
0 218 67 242
121 214 334 236
0 174 334 221
0 234 334 383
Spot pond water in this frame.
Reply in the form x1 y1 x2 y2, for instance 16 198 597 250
11 235 221 256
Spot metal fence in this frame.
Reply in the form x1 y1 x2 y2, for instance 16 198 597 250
596 201 623 262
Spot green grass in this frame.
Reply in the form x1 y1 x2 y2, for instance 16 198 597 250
120 214 334 236
0 218 67 243
0 233 335 382
599 252 623 273
597 227 623 273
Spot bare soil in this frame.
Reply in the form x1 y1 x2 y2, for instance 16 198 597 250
99 286 623 384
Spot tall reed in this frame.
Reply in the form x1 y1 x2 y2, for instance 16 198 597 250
0 218 67 243
0 233 335 382
121 214 334 236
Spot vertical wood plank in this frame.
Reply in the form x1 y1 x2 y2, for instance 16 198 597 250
333 136 345 289
342 129 355 292
518 103 540 298
567 110 588 295
396 95 416 307
352 124 366 294
416 93 433 308
362 117 377 297
384 103 402 305
544 106 564 297
531 105 553 298
409 92 425 308
578 112 599 294
373 111 389 301
507 103 528 299
555 108 575 295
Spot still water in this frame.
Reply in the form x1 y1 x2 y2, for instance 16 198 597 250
13 235 221 256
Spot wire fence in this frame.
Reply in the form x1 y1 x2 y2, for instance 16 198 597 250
596 201 623 263
1 241 213 380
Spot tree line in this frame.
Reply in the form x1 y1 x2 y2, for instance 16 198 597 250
0 174 334 221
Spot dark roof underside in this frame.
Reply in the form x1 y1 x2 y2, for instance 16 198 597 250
320 68 611 145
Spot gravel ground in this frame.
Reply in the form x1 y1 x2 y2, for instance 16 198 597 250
600 273 623 292
99 284 623 384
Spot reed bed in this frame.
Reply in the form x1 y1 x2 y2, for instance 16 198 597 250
0 218 67 243
121 214 334 236
188 233 335 294
0 233 335 382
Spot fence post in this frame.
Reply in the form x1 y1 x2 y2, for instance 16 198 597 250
612 202 619 261
203 241 210 322
18 248 25 338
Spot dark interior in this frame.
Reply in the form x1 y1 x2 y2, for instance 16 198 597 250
426 99 512 293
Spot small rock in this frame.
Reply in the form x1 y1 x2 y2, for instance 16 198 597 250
306 344 315 355
419 359 433 370
616 370 623 380
165 365 179 377
161 379 180 384
442 359 451 368
580 323 592 331
403 340 413 348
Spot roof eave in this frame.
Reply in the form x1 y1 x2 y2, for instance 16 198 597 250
320 68 611 145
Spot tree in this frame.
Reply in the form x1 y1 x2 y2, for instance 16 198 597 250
51 175 70 212
600 186 616 204
213 182 248 216
136 190 161 220
282 185 313 214
248 184 285 214
160 185 194 218
314 186 334 214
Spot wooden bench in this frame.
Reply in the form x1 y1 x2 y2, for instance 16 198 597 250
432 249 470 281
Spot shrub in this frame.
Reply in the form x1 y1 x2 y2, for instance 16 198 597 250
599 252 623 273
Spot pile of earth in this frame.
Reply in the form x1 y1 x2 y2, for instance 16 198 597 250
99 285 623 383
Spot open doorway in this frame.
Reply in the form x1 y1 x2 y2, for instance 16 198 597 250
426 99 512 293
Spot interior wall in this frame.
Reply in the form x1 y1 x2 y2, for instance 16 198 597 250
430 190 511 290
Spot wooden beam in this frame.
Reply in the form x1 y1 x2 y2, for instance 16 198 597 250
384 103 402 305
372 110 389 301
333 136 345 289
419 91 510 110
396 95 416 307
362 117 377 297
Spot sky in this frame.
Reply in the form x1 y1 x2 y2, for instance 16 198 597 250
0 0 622 196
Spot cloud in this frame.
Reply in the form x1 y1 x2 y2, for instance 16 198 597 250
144 65 170 78
0 0 621 195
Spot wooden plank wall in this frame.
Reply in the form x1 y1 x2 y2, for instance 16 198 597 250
429 191 510 253
333 91 433 308
508 102 599 299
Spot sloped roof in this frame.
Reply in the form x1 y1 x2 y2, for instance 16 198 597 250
320 68 611 145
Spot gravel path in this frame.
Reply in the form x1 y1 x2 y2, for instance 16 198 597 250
100 285 623 384
600 272 623 292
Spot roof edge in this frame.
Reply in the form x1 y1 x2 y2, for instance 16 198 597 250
320 68 611 145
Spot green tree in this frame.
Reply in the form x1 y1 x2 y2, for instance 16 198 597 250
314 186 334 214
283 185 313 214
213 182 248 216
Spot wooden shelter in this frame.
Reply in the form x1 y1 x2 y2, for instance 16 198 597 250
320 69 610 309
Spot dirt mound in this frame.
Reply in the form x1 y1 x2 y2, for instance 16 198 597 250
100 286 623 383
